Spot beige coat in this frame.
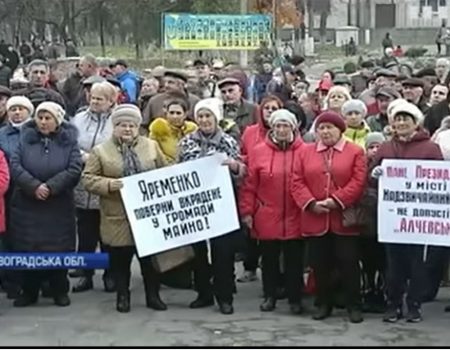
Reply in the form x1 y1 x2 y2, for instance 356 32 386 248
82 136 167 247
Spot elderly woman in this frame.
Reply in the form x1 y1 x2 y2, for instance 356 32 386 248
9 102 82 308
178 97 245 315
0 96 34 298
291 111 367 323
240 109 304 314
371 102 443 323
149 97 197 164
70 81 118 294
324 86 351 114
82 104 167 313
237 95 282 284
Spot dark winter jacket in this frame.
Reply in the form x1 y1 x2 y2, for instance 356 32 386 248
9 121 82 252
0 124 21 161
424 100 450 136
0 65 12 88
61 71 83 117
14 86 66 109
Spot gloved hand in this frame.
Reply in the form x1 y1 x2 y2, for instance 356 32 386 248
371 166 383 179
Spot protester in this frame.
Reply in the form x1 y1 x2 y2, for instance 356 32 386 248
341 99 370 149
149 97 197 163
291 111 367 323
218 76 258 135
138 78 160 115
298 92 321 130
70 82 118 293
424 93 450 135
366 87 400 132
0 57 12 88
193 59 218 98
177 98 245 315
324 86 351 114
9 102 82 307
360 132 386 314
402 78 428 114
429 83 449 106
240 109 304 314
436 58 450 83
19 40 32 65
17 60 65 108
0 86 12 128
371 101 443 323
0 96 34 160
254 60 273 103
111 59 140 104
82 104 167 313
237 95 283 283
143 70 200 130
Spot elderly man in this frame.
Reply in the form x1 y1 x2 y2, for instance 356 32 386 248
366 87 400 132
402 78 428 114
435 58 450 83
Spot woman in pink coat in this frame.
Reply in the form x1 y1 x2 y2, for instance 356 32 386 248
291 111 367 323
240 109 304 314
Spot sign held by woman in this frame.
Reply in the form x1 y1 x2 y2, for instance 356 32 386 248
120 154 240 257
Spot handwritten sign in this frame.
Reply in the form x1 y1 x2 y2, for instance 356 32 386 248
120 155 240 257
378 159 450 246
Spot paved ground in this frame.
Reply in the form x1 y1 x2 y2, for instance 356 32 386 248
1 263 450 347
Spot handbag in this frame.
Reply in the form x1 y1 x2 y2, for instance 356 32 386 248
152 245 195 273
322 152 365 228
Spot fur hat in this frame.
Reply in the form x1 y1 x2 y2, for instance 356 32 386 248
35 102 65 126
194 98 223 122
6 96 34 115
387 98 409 123
269 109 297 129
341 99 368 118
390 101 424 125
365 132 386 150
111 104 143 126
315 111 346 133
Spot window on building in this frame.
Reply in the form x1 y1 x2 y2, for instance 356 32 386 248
425 0 443 11
439 0 447 6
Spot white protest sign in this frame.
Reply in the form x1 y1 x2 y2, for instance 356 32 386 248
378 159 450 246
120 154 240 257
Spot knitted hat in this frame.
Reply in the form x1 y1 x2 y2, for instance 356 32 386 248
341 99 368 118
194 98 223 122
387 98 409 123
6 96 34 115
390 101 424 125
35 101 65 126
365 132 386 150
111 104 143 126
269 109 297 129
315 111 347 133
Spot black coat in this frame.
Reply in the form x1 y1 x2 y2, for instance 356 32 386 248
9 121 82 252
424 100 450 136
0 65 11 88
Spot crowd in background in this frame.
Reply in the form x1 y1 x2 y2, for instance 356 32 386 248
0 40 449 325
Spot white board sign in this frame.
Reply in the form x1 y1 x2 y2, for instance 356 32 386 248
120 154 240 257
378 159 450 246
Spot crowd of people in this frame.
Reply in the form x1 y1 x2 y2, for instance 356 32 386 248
0 44 449 326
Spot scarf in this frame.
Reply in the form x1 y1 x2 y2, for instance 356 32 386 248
195 129 224 157
11 118 31 129
119 138 143 177
269 130 294 150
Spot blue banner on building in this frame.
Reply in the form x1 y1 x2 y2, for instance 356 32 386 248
0 253 109 270
163 13 272 51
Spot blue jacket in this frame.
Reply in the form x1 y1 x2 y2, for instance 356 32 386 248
116 70 139 103
0 123 21 162
9 121 82 252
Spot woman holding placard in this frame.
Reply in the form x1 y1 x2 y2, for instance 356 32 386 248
82 104 167 313
177 97 245 315
371 101 443 323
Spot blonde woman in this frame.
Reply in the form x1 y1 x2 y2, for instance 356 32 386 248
71 81 117 293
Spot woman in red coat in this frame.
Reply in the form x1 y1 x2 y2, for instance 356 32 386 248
371 101 443 323
0 149 9 238
238 95 283 284
240 109 304 314
291 111 367 323
241 95 283 160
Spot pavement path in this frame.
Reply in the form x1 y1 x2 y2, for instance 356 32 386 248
1 263 450 346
